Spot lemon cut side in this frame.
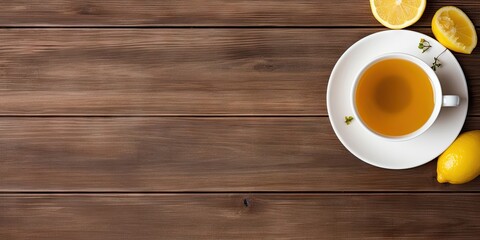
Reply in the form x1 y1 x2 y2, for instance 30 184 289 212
370 0 426 29
432 6 477 54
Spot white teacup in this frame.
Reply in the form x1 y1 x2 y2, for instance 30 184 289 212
351 53 460 141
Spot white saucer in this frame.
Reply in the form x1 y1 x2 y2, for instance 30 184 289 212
327 30 468 169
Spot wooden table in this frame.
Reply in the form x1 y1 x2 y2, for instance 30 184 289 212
1 1 479 239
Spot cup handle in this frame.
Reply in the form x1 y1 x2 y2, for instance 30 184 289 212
442 95 460 107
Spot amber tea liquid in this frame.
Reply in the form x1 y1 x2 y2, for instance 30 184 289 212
355 58 434 137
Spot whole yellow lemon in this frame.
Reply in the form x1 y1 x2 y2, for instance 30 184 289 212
437 130 480 184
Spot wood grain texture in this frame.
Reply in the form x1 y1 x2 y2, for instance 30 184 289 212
1 194 480 239
1 117 479 192
1 1 479 238
0 0 478 27
0 29 479 115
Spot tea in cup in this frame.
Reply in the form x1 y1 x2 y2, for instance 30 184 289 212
352 53 459 141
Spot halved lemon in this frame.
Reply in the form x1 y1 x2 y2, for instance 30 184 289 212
432 6 477 54
370 0 426 29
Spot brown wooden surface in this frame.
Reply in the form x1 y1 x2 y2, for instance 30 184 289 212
1 0 480 239
1 117 479 192
2 194 480 239
0 0 478 27
0 28 479 116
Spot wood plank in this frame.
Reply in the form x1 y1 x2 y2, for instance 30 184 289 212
1 117 479 192
0 0 478 27
1 194 480 239
0 29 479 115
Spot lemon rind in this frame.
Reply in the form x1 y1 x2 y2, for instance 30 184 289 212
432 6 477 54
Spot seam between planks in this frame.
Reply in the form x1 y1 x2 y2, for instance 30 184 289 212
0 191 479 194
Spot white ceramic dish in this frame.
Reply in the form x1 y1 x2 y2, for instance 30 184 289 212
326 30 468 169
